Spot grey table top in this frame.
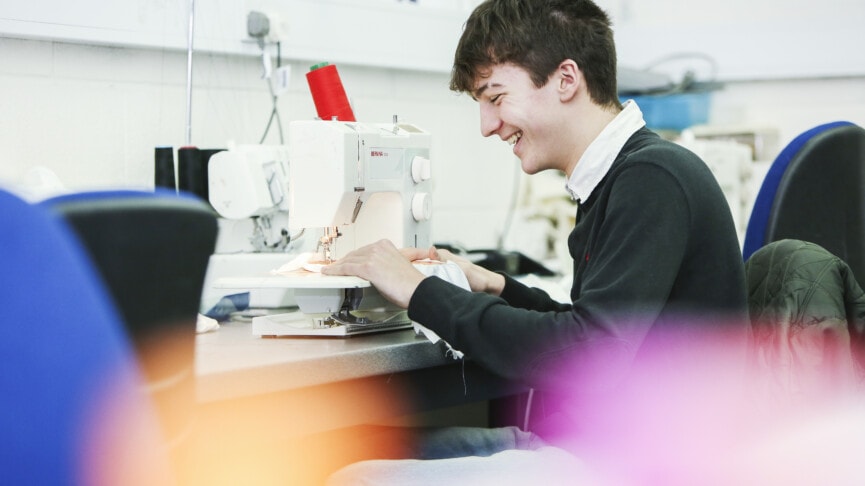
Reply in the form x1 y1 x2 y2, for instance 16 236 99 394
195 320 453 402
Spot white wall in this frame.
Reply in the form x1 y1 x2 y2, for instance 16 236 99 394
710 78 865 146
603 0 865 80
1 27 864 251
0 36 516 249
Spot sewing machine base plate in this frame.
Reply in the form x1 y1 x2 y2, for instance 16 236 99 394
252 310 412 337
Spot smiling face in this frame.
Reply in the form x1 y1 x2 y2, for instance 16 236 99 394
472 63 573 175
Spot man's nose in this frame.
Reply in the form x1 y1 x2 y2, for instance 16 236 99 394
479 104 500 138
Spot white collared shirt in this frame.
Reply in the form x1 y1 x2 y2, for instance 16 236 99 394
565 100 646 202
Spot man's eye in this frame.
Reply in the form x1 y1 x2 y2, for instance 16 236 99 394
490 94 502 103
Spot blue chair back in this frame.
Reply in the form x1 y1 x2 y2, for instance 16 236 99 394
0 189 166 484
39 189 218 465
742 121 865 283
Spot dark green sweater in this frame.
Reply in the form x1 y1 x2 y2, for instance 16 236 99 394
408 127 748 402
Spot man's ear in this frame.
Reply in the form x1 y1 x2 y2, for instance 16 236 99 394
557 59 581 102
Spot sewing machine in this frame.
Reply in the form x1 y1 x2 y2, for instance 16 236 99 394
200 144 301 314
211 119 433 336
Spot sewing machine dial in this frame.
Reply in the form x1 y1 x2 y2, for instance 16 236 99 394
411 155 431 183
411 192 431 221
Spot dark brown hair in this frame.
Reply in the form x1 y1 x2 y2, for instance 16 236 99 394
450 0 620 109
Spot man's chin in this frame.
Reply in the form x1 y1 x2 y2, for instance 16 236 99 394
520 161 541 175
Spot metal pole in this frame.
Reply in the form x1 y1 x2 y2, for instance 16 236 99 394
185 0 195 146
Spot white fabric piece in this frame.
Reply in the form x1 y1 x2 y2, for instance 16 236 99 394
412 260 470 360
196 313 220 333
270 252 327 274
271 252 312 274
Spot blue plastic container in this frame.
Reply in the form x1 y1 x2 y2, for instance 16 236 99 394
624 92 711 131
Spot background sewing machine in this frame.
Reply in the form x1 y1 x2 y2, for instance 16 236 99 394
201 143 300 314
208 119 433 337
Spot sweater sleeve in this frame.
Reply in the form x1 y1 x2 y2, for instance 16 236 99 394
498 273 572 312
408 163 693 393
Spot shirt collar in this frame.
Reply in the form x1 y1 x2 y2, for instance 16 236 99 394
565 100 646 202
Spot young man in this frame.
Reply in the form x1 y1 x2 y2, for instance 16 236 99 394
323 0 749 483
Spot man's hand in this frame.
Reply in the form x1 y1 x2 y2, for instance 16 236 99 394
321 239 426 308
421 246 506 296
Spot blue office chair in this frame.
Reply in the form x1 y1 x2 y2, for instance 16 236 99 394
0 189 170 484
742 121 865 283
39 188 218 479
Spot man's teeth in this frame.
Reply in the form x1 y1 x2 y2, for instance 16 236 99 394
508 133 522 145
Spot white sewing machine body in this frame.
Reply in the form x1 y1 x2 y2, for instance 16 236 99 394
210 120 433 337
289 119 432 260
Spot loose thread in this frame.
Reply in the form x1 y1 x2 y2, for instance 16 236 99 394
461 357 467 396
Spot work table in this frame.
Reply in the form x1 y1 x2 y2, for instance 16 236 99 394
193 320 524 437
195 320 453 403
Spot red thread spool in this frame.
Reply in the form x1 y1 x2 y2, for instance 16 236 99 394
306 62 356 121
